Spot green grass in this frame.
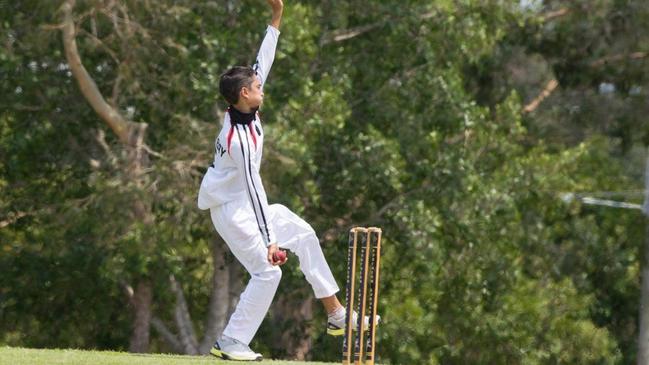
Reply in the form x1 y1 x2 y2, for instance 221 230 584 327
0 347 336 365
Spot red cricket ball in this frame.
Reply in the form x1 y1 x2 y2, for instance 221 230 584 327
273 250 286 263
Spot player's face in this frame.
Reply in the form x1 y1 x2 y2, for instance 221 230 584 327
244 76 264 108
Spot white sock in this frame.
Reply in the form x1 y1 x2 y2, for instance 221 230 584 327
329 306 346 321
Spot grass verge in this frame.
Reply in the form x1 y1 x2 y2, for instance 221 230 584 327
0 347 336 365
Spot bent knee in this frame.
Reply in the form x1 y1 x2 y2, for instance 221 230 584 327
253 266 282 285
297 231 321 252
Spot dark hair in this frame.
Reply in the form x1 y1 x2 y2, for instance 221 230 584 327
219 66 256 105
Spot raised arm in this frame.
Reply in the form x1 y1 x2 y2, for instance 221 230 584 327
253 0 283 87
267 0 283 30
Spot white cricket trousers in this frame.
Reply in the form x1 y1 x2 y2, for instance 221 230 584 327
210 199 340 345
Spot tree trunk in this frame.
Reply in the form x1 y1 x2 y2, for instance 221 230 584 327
170 275 199 354
289 298 314 360
228 259 244 317
198 237 232 354
638 151 649 365
272 291 315 360
639 221 649 364
129 280 153 353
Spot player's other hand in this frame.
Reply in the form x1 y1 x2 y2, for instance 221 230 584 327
267 243 287 266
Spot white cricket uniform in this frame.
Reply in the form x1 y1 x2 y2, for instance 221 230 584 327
197 25 339 345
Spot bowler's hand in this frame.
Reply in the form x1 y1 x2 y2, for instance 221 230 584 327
267 243 288 266
266 0 283 29
266 0 283 12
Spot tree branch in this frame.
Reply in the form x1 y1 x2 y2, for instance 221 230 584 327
320 22 384 45
0 211 29 229
523 79 558 114
151 318 183 353
521 51 644 114
109 71 123 108
320 10 436 45
541 8 570 22
121 281 136 306
590 51 647 68
77 28 120 64
169 275 199 355
12 104 44 112
60 0 131 144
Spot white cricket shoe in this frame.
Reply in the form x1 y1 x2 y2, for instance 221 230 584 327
210 335 262 361
327 309 381 336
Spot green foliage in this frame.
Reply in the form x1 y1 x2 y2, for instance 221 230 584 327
1 0 647 364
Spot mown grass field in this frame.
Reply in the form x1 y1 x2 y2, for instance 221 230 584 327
0 347 336 365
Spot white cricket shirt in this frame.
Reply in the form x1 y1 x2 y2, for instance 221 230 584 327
198 25 280 246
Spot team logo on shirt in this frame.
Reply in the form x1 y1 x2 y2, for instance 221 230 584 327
216 138 226 157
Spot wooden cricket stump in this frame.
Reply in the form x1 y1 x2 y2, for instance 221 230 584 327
342 227 382 365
